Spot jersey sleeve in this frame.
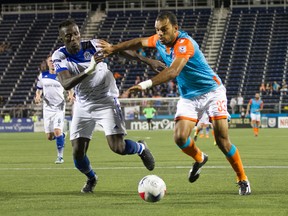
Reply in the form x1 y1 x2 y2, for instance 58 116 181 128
36 73 43 89
174 38 194 60
52 50 68 73
147 34 159 48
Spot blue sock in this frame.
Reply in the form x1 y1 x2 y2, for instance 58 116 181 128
124 139 142 155
56 134 65 149
74 156 95 179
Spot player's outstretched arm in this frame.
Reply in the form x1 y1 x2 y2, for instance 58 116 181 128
120 50 166 73
99 37 150 57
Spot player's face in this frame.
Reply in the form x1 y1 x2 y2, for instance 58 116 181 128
59 24 81 54
46 56 55 73
155 18 178 47
255 93 260 99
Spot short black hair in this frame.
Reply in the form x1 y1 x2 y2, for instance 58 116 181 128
58 19 77 31
156 11 178 26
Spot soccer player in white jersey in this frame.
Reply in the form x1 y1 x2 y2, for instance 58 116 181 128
35 55 73 164
52 19 166 193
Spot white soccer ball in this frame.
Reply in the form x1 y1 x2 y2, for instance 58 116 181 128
138 175 166 202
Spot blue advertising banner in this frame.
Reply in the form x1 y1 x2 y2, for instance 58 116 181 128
0 122 34 132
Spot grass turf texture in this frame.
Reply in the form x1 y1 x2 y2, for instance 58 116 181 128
0 129 287 216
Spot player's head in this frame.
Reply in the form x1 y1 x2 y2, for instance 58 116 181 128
155 11 178 47
255 93 260 99
58 19 81 54
46 54 55 74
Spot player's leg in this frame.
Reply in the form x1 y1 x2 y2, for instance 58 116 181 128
106 134 154 171
54 128 65 164
174 119 208 183
72 137 97 193
53 111 66 164
100 104 155 171
255 114 261 136
212 119 251 195
205 125 210 138
70 103 97 193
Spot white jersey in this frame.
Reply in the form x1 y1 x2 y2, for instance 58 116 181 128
36 71 65 111
52 39 119 107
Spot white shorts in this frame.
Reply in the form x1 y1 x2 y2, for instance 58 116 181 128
250 113 261 122
70 98 126 140
43 108 65 133
175 85 229 122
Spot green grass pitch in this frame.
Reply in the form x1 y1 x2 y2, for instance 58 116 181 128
0 129 288 216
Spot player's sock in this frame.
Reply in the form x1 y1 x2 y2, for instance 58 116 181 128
226 144 247 181
179 137 203 163
74 156 95 179
56 134 65 158
124 139 144 155
205 127 210 136
255 127 259 136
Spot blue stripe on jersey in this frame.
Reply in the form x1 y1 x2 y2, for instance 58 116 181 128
41 71 57 80
60 43 96 64
155 30 222 99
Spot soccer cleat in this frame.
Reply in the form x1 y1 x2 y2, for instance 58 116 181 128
81 176 98 193
55 157 64 164
188 153 208 183
237 180 251 195
138 140 155 171
199 134 204 138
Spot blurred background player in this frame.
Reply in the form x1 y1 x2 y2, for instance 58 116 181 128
143 103 157 130
53 19 166 193
193 113 216 145
35 54 73 164
100 11 251 195
246 93 263 137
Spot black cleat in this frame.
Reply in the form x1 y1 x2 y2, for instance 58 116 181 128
238 180 251 195
138 140 155 171
81 176 98 193
188 153 208 183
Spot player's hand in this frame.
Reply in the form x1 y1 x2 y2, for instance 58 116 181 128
84 55 98 75
120 85 143 98
147 59 167 73
97 40 115 57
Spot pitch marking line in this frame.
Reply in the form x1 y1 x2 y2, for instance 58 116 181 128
0 165 288 170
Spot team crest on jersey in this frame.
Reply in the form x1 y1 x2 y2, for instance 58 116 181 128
84 51 92 60
179 46 186 54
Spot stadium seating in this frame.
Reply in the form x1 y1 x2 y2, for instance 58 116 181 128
0 6 287 114
215 7 288 112
0 12 87 107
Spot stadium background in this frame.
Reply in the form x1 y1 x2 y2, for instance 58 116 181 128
0 0 288 131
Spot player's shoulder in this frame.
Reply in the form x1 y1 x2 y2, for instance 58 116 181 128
52 46 67 61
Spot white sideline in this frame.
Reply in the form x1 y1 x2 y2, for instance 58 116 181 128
0 165 288 170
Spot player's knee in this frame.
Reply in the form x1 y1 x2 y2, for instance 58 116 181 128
173 134 187 146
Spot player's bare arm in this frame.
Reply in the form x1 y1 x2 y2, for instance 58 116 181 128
99 37 150 57
126 57 187 95
120 50 166 73
57 54 102 90
34 89 42 104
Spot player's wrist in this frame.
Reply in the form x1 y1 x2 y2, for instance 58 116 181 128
138 79 152 90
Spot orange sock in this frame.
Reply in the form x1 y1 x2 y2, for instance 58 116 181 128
180 137 203 162
226 145 247 181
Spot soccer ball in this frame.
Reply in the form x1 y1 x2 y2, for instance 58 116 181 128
138 175 166 202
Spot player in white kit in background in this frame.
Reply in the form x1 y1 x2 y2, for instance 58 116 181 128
35 55 74 164
52 19 166 193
